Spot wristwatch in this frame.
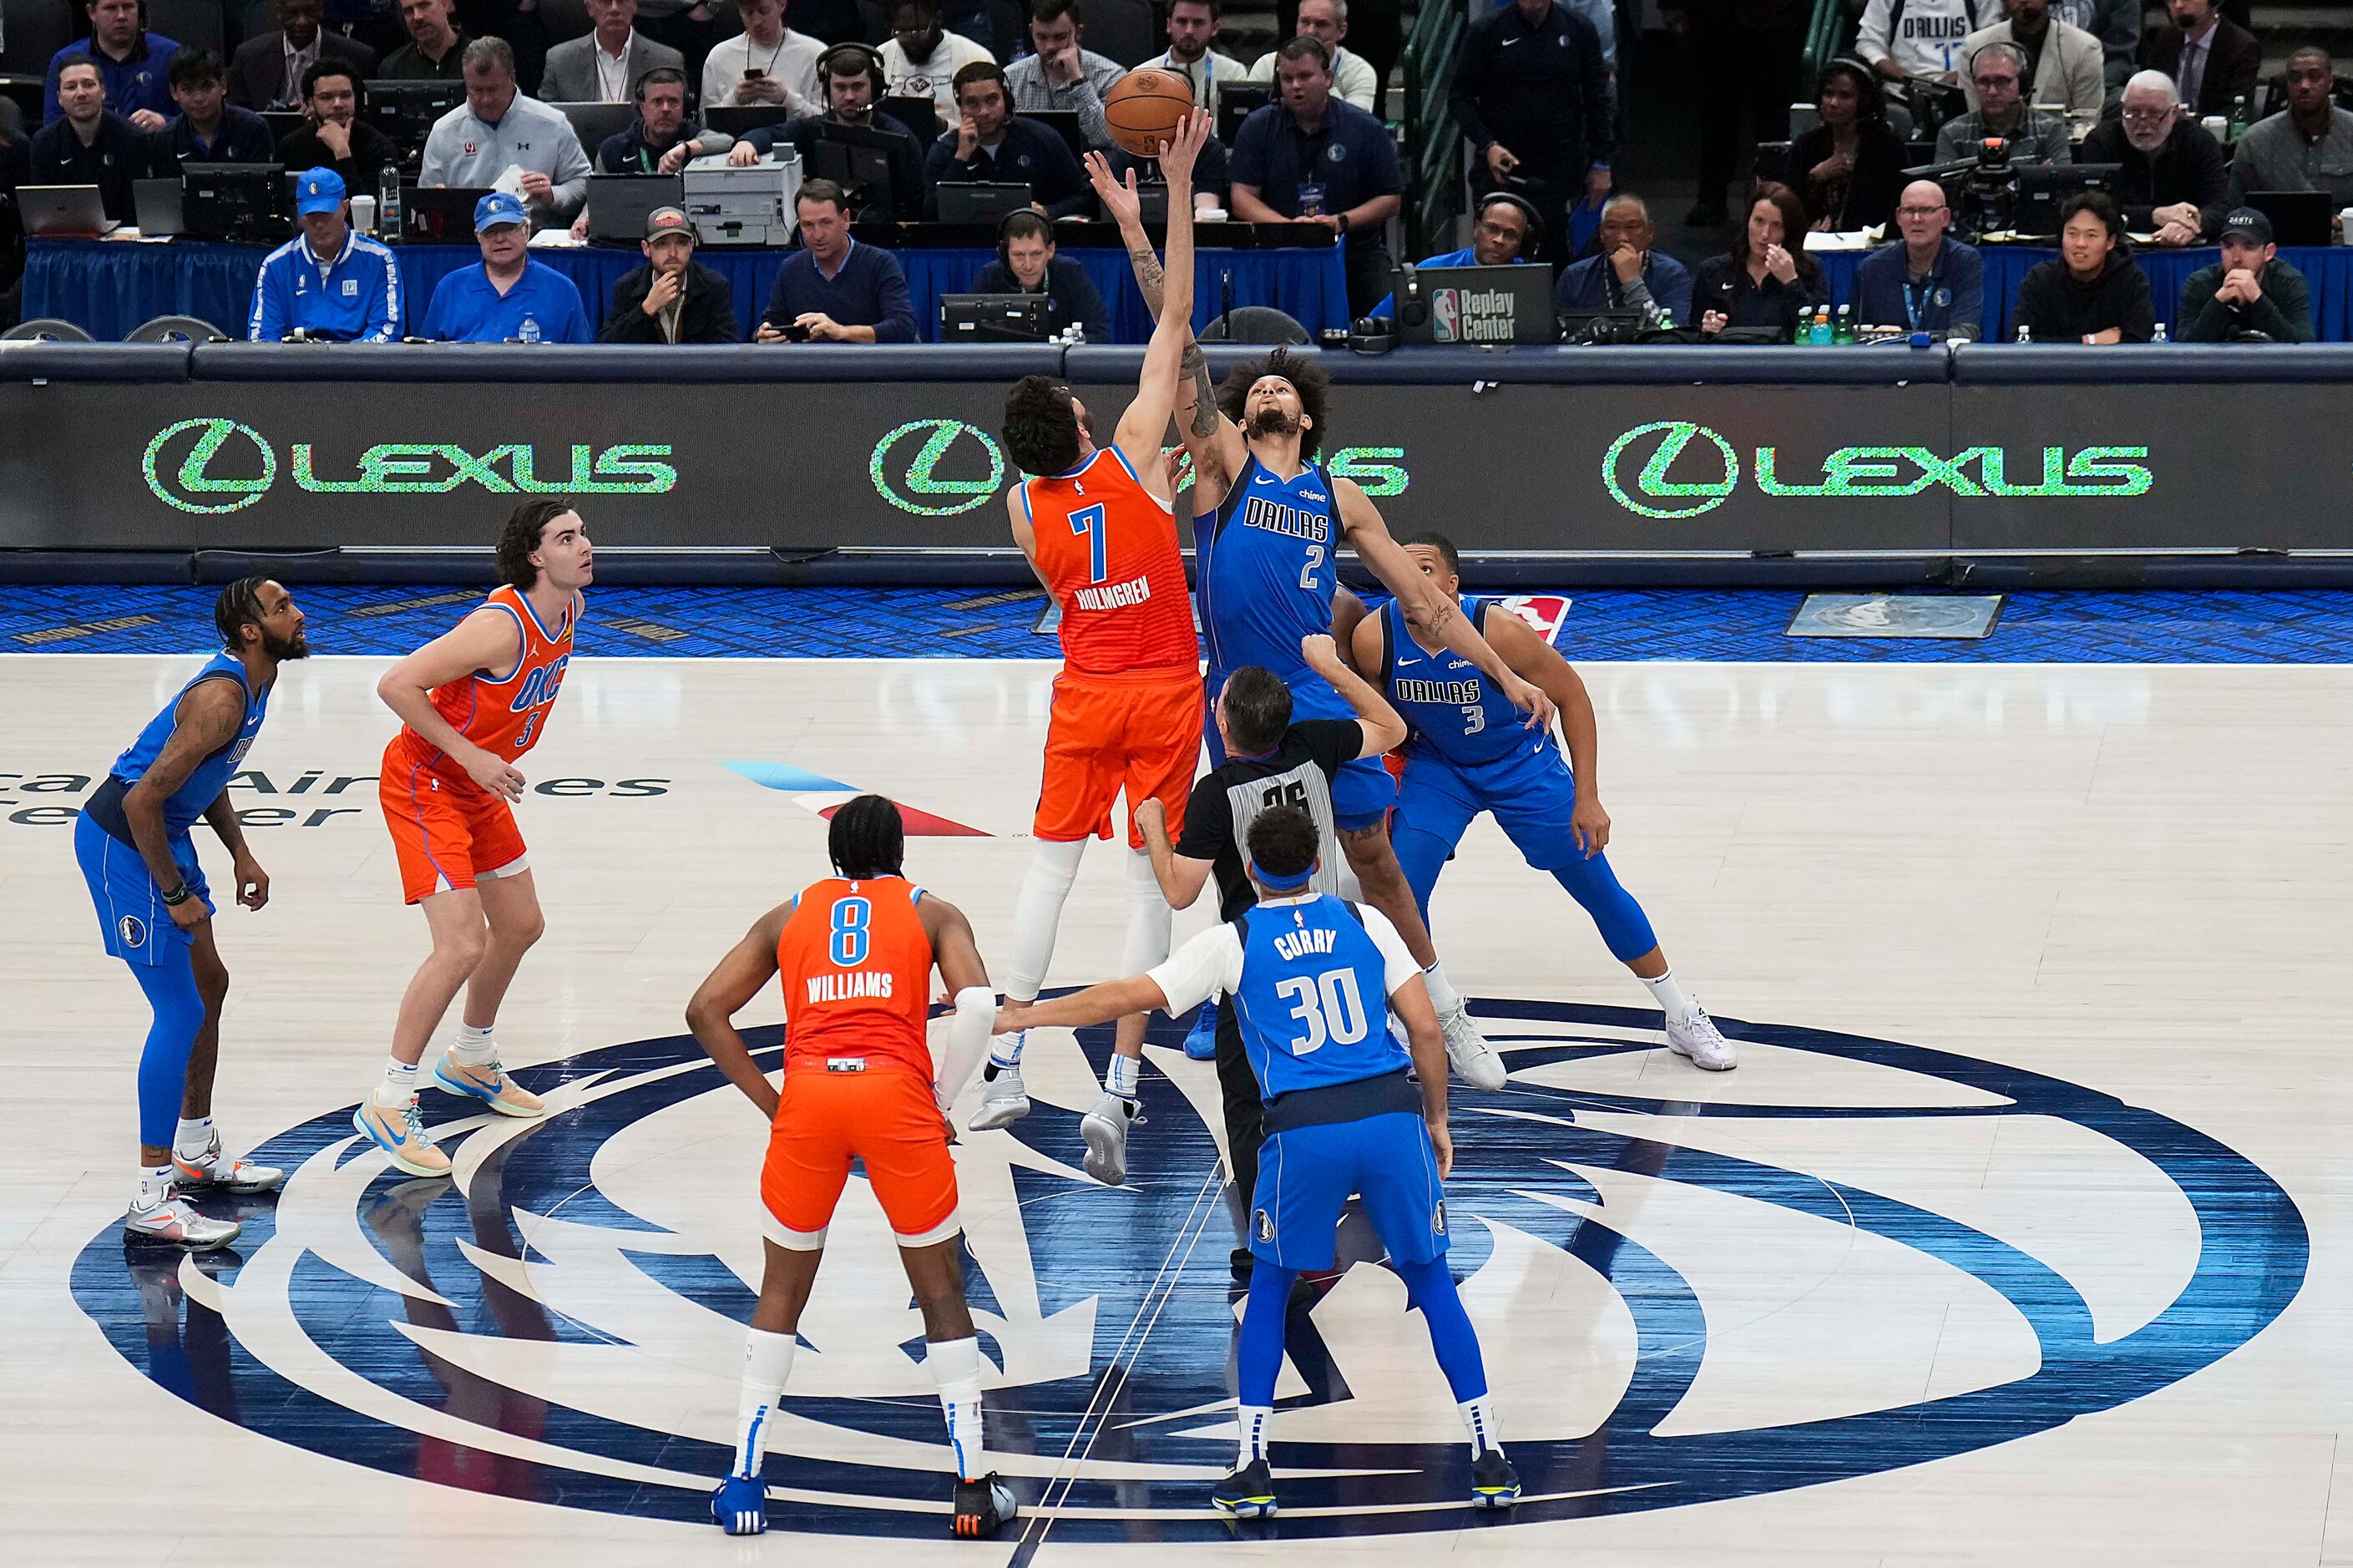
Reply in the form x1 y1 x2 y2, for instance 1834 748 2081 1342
1335 211 1351 235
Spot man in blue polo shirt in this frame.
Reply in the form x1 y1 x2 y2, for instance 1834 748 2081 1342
756 178 917 342
248 168 403 341
44 0 179 129
1554 192 1693 324
1369 189 1537 317
1228 36 1402 317
1850 177 1984 339
422 191 593 342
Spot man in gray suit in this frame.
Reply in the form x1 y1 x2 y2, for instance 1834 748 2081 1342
541 0 685 104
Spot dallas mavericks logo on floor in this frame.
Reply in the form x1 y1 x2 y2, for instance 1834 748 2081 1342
71 1003 2307 1540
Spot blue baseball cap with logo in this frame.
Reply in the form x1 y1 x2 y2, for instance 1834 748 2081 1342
474 190 530 231
295 168 347 215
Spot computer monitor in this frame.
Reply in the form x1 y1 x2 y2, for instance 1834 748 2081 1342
705 104 794 137
1025 108 1083 161
366 79 464 160
804 120 898 206
586 173 684 243
1217 84 1269 145
134 175 185 236
940 293 1050 341
934 181 1031 224
1390 263 1557 346
549 100 639 155
182 162 291 244
880 94 940 145
2244 190 2334 247
2014 162 2118 237
260 109 308 144
403 185 493 241
18 185 116 237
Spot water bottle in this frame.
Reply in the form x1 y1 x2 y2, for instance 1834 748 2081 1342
2015 322 2032 343
519 315 542 344
2151 321 2168 344
1833 304 1855 345
1067 321 1085 346
378 165 402 240
1809 306 1832 346
2226 94 2249 143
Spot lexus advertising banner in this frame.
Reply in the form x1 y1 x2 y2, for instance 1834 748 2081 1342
2 376 2343 555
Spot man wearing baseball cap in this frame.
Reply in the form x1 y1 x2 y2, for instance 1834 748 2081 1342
422 190 593 341
248 166 403 341
600 204 741 342
2177 206 2314 342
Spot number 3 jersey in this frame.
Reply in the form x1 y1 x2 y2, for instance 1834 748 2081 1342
1147 892 1420 1100
386 583 579 792
1379 594 1559 776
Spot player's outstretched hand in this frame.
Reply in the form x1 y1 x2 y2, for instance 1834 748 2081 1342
1085 151 1142 230
464 747 527 802
993 1000 1034 1035
1500 671 1557 732
1570 796 1611 858
234 851 271 910
1156 108 1213 186
1426 1118 1454 1180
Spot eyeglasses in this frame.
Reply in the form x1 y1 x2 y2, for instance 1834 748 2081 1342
2118 107 2173 124
1895 205 1946 217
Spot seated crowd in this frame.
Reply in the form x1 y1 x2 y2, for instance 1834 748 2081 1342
0 0 2347 345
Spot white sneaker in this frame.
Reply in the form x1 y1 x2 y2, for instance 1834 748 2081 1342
969 1059 1032 1130
172 1134 286 1193
124 1196 241 1250
1665 1007 1738 1071
1439 1003 1507 1090
1080 1093 1141 1186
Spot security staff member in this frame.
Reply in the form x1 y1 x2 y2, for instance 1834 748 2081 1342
1450 0 1612 277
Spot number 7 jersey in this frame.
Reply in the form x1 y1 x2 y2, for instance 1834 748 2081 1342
1021 448 1197 680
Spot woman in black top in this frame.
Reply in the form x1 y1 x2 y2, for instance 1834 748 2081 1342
2012 190 2156 344
1693 182 1831 341
1788 59 1906 233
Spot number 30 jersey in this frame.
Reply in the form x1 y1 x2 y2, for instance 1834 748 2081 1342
1199 454 1344 706
776 876 935 1081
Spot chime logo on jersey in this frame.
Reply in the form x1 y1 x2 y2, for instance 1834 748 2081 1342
70 1003 2305 1541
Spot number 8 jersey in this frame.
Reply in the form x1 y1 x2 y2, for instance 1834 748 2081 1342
776 876 936 1080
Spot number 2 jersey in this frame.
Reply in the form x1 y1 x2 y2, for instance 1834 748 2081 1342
1198 454 1346 710
384 583 579 792
775 875 935 1081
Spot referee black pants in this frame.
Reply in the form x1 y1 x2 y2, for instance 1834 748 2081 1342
1212 1004 1266 1236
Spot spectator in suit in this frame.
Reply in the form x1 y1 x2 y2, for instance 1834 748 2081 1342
380 0 472 78
277 62 399 190
1958 0 2103 137
1244 0 1379 112
543 0 687 103
1141 0 1248 126
154 50 276 167
605 204 740 339
43 0 179 129
1850 176 1984 336
1449 0 1612 282
1554 191 1694 323
1789 58 1906 231
969 208 1110 338
230 0 377 110
2178 205 2313 341
1691 180 1830 339
756 177 917 341
2079 70 2228 245
924 61 1087 218
1936 41 2072 163
2013 187 2153 341
29 58 157 221
1004 0 1127 150
2229 47 2353 210
2138 0 2259 122
701 0 826 112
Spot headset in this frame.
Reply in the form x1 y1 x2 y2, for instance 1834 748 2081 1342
996 207 1053 275
815 41 887 104
1475 189 1544 262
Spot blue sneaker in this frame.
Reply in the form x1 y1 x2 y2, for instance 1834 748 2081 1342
1183 1001 1220 1061
712 1473 767 1535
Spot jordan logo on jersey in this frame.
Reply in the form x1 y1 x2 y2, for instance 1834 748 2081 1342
509 655 570 713
1240 496 1330 544
1396 676 1481 706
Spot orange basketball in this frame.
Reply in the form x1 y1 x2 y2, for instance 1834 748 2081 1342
1104 67 1197 159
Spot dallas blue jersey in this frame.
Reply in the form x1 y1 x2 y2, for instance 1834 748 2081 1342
1198 454 1346 715
1227 893 1409 1100
96 654 270 836
1380 594 1558 775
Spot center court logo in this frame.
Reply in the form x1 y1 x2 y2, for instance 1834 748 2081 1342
71 1001 2305 1541
869 419 1006 517
142 419 678 513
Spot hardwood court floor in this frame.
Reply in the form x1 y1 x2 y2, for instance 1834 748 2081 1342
1 652 2346 1566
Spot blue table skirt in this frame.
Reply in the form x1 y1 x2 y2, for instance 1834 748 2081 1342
24 237 1352 345
1814 244 2353 341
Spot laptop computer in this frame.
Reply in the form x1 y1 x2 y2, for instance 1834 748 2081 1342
934 181 1031 225
403 185 493 241
1390 262 1556 346
1026 108 1084 161
2244 190 2334 247
939 292 1050 341
1217 84 1269 145
586 173 684 243
20 185 117 237
550 100 638 156
880 94 941 145
134 176 185 236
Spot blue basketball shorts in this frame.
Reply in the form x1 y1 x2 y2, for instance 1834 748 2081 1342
1249 1110 1450 1272
75 810 210 969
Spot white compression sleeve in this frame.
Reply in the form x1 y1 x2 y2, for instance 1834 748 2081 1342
937 986 997 1113
1003 838 1086 1004
1121 843 1173 975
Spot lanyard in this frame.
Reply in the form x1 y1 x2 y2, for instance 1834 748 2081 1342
1904 276 1927 331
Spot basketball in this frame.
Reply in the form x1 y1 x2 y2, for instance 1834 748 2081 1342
1104 67 1196 159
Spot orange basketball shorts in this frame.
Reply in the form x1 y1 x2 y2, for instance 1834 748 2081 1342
1034 670 1204 848
759 1066 960 1251
379 743 529 906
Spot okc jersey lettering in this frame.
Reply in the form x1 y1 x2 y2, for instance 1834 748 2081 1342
1022 448 1194 679
511 654 569 713
1072 573 1155 613
804 970 897 1003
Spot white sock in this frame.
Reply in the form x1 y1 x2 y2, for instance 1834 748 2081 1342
1104 1053 1140 1100
453 1023 497 1065
987 1030 1027 1074
134 1164 175 1208
375 1059 421 1107
1459 1393 1502 1458
1004 839 1086 1004
1641 968 1700 1024
1422 960 1463 1017
733 1328 797 1478
925 1335 986 1481
1237 1404 1273 1465
174 1116 215 1160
